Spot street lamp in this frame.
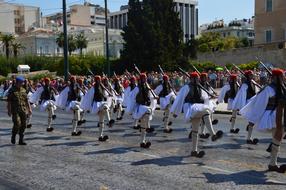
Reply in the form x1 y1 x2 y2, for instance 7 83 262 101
63 0 69 81
104 0 110 76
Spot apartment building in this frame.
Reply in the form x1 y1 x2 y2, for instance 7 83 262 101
0 1 40 34
43 3 107 28
255 0 286 45
201 18 255 46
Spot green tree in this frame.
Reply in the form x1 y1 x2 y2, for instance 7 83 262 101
184 35 198 59
68 34 77 56
56 32 64 48
121 0 183 71
76 33 88 56
11 42 25 57
0 34 15 59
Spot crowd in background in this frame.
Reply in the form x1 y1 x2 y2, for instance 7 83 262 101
0 68 279 97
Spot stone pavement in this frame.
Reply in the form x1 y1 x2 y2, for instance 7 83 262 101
0 101 285 190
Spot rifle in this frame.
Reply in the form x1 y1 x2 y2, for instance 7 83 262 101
178 67 217 98
67 72 86 94
232 64 262 89
255 57 272 76
133 64 158 99
190 64 218 95
102 72 120 96
224 66 240 88
158 65 177 96
87 69 114 96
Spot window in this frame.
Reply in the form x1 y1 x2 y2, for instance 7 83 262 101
266 0 272 12
237 31 240 37
265 30 272 43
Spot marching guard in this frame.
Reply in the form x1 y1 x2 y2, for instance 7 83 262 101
154 74 176 133
217 74 240 133
232 70 260 144
56 76 84 136
113 77 125 120
81 75 115 142
171 72 223 158
240 69 286 172
30 78 58 132
128 73 157 148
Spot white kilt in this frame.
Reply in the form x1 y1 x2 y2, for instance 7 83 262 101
91 101 109 114
159 92 176 110
40 100 57 112
67 101 82 112
132 104 153 120
183 103 212 122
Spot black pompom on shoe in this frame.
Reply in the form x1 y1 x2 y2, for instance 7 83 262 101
52 115 57 120
211 131 223 141
71 131 81 136
268 165 286 173
246 138 259 145
163 128 173 133
46 127 54 132
146 127 155 133
191 151 205 158
168 121 173 126
212 119 219 125
108 119 115 128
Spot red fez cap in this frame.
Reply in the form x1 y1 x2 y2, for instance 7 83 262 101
70 76 76 81
140 73 147 80
77 78 83 84
230 74 237 80
200 72 208 77
163 74 169 81
130 76 136 81
94 75 101 81
272 69 284 76
244 70 253 76
190 72 200 78
44 77 50 83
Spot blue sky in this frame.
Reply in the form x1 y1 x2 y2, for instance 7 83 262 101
8 0 254 25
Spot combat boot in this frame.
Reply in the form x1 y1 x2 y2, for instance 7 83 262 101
19 135 27 145
11 133 16 144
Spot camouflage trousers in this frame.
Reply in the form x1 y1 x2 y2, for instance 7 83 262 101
12 111 27 136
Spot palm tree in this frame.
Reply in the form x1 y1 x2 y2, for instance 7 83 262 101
68 34 77 56
0 34 15 59
76 33 88 56
56 32 64 48
11 42 25 57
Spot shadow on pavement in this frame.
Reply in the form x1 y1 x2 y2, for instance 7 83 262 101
84 147 139 155
202 143 244 150
25 135 66 141
131 155 189 167
203 170 286 185
44 140 95 147
155 137 189 144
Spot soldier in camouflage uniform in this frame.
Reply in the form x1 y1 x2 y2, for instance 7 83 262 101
7 76 32 145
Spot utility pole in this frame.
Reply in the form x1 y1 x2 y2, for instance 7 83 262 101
63 0 69 81
104 0 110 76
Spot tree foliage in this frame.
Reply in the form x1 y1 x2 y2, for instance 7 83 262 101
0 33 15 59
197 32 250 53
121 0 183 71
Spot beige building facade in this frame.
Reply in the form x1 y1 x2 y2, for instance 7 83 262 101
255 0 286 45
0 1 40 34
43 3 106 28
